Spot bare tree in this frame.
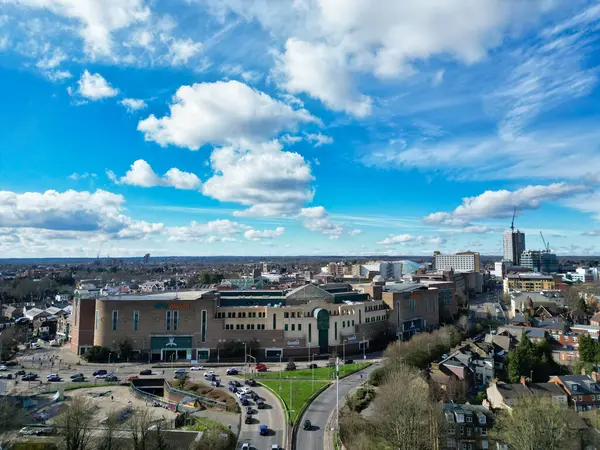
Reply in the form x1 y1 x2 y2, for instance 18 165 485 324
371 364 442 450
493 397 575 450
128 408 152 450
0 399 26 449
55 397 96 450
95 412 123 450
150 424 172 450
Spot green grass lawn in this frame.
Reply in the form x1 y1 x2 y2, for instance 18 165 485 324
261 379 329 423
255 362 370 380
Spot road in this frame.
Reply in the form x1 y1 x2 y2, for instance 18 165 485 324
295 364 378 450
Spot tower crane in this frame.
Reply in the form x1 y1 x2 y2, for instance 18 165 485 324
540 231 550 252
510 206 516 232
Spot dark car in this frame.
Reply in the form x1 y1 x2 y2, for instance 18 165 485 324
245 415 253 424
93 370 107 377
106 375 119 382
246 406 254 415
47 375 60 382
15 370 26 376
259 425 268 436
228 386 237 393
22 374 37 381
250 392 259 401
71 374 85 382
241 397 250 406
344 359 354 365
226 368 238 375
211 380 221 387
139 369 152 375
257 400 265 409
303 419 312 430
245 379 256 386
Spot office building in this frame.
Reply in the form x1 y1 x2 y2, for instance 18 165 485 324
520 250 558 274
503 230 526 265
433 251 481 273
503 273 556 293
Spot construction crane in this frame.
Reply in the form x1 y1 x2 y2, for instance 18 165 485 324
97 241 105 260
510 206 516 232
540 231 550 252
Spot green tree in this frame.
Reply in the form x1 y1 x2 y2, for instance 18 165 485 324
579 334 597 363
82 346 111 363
117 340 134 361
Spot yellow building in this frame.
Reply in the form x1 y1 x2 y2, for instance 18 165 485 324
503 274 556 293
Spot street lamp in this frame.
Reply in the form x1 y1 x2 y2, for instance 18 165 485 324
362 334 366 360
342 340 347 377
108 352 112 365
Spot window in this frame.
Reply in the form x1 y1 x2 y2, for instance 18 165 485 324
466 416 472 423
284 324 288 331
291 324 295 331
481 428 487 436
284 312 289 318
467 444 472 450
173 310 179 331
74 299 78 327
352 320 355 326
459 426 464 436
112 310 118 331
298 324 302 331
409 299 415 315
273 313 277 330
342 321 345 328
133 310 139 331
593 395 596 401
467 427 471 436
308 323 312 342
579 395 583 401
201 310 207 343
291 312 296 318
236 324 240 330
166 310 172 331
335 321 338 340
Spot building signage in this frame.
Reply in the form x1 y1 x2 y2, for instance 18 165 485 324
346 335 357 342
154 303 190 309
286 340 300 346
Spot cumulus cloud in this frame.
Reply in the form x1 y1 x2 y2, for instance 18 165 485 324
138 80 318 150
166 219 250 242
166 37 202 65
120 98 147 112
203 141 314 217
299 206 343 236
74 70 119 100
425 183 592 225
305 132 333 147
462 225 494 234
377 234 446 246
109 159 202 190
244 227 285 241
68 172 97 180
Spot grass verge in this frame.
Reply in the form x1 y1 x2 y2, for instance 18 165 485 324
260 380 329 424
254 363 370 380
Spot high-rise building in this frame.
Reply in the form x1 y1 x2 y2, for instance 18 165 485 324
503 231 526 265
143 253 150 264
520 250 558 273
433 251 481 273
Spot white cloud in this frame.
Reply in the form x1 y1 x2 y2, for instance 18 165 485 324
46 69 72 81
425 183 592 225
75 70 119 100
348 229 362 236
138 80 318 150
244 227 285 241
167 219 250 242
203 141 314 217
305 132 333 147
68 172 96 180
299 206 343 236
432 69 445 86
110 159 202 190
165 37 202 65
462 225 494 234
120 98 147 112
8 0 150 56
583 230 600 236
376 234 446 246
35 47 67 69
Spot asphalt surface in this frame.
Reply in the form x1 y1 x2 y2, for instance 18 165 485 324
295 364 378 450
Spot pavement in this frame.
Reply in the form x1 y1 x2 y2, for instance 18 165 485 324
294 364 378 450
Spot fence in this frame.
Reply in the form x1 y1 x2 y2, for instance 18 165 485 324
163 380 227 409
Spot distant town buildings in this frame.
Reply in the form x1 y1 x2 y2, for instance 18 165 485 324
503 273 556 293
503 229 526 265
520 249 558 273
433 251 481 273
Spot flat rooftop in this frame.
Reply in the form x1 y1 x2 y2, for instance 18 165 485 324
102 290 215 301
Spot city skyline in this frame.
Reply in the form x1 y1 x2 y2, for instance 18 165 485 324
1 1 600 258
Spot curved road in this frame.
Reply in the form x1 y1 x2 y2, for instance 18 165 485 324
295 364 378 450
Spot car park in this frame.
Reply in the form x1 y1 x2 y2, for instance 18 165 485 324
190 366 204 371
139 369 152 375
93 370 107 377
259 425 268 436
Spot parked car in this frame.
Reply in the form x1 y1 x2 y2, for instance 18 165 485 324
190 366 204 371
22 373 38 381
211 380 220 387
241 444 250 450
127 375 139 381
19 427 37 436
271 446 280 450
308 363 318 369
0 365 8 371
240 387 252 395
259 425 268 436
231 380 242 387
255 364 267 372
245 379 256 386
303 419 312 430
0 373 12 380
15 369 25 376
203 371 215 378
36 427 55 436
226 368 238 375
245 415 253 424
105 375 119 382
228 386 237 393
246 406 254 415
344 359 354 365
241 396 250 406
47 374 60 382
93 370 107 377
139 369 152 375
71 374 85 382
257 400 265 409
95 374 108 379
174 373 188 380
174 368 186 375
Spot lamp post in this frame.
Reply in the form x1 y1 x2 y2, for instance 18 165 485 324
279 352 283 390
362 334 366 360
108 352 112 365
243 342 247 376
342 340 347 377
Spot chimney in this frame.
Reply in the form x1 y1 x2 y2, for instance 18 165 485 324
520 376 527 386
592 372 598 383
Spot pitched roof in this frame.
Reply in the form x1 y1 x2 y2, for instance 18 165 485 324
553 375 600 395
494 382 565 399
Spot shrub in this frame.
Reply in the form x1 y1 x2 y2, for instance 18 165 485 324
286 359 297 371
368 367 386 386
81 346 111 363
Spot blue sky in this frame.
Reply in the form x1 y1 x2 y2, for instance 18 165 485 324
1 0 600 258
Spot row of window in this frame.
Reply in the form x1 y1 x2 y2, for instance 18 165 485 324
341 320 355 328
284 323 303 331
224 324 267 330
217 311 267 319
457 426 487 437
365 304 387 312
365 316 384 323
102 310 173 332
574 395 600 401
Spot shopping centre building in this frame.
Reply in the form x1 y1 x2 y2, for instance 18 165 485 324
69 282 442 361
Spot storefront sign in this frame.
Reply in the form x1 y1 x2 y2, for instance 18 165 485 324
346 335 357 342
286 340 300 346
154 303 191 309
